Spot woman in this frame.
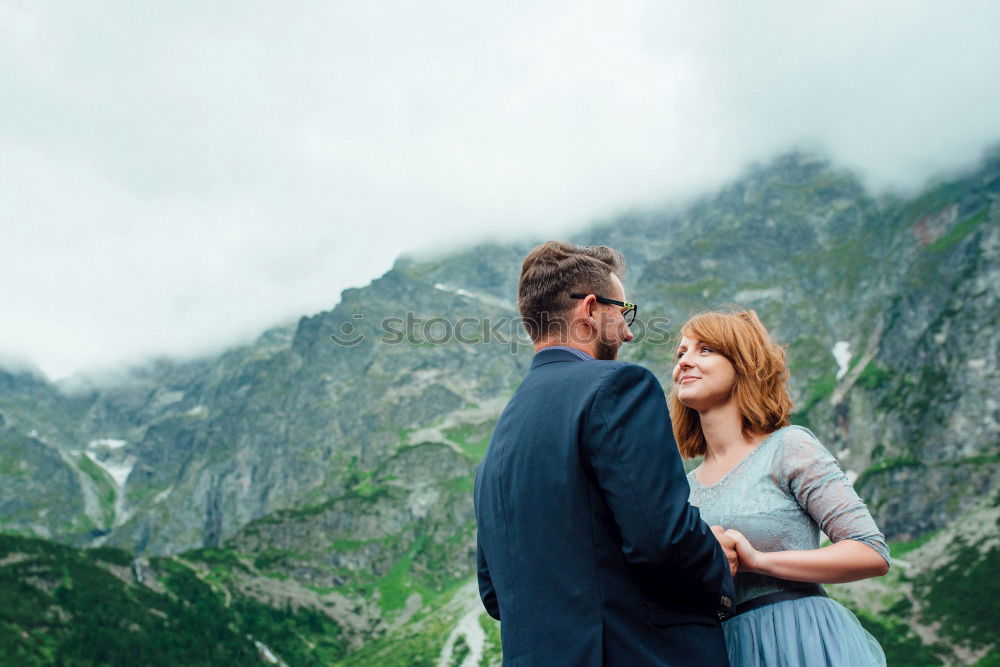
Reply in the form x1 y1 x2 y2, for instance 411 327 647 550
670 309 890 667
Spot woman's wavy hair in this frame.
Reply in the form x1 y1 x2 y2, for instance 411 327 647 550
668 309 793 459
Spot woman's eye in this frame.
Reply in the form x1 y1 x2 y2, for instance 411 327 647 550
701 347 713 354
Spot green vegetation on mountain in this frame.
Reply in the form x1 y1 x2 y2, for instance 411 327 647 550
0 534 263 665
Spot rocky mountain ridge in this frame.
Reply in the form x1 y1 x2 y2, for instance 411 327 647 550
1 147 997 664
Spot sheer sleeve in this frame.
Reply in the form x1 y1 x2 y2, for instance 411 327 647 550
779 427 891 565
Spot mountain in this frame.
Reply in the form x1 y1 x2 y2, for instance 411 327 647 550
1 148 997 665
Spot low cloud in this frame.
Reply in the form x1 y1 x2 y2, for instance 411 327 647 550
1 0 997 378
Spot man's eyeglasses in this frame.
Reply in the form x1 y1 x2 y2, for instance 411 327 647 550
570 293 638 326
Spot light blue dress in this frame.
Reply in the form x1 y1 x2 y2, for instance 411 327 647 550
687 426 890 667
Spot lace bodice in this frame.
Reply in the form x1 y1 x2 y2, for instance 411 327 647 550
687 426 890 605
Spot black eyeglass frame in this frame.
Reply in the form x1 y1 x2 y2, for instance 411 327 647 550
570 293 638 325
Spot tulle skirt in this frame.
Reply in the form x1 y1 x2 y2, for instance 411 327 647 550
722 595 886 667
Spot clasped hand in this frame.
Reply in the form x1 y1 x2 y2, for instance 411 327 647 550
710 526 761 577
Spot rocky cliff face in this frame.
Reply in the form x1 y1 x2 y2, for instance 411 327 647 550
1 148 997 664
600 152 1000 541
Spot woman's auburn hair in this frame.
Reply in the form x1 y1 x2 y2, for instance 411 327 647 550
668 309 794 459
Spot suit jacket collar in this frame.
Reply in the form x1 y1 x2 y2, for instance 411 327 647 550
530 347 590 370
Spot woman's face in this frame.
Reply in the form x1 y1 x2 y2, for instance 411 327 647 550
672 334 738 412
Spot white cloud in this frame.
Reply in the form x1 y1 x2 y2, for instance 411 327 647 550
1 0 998 379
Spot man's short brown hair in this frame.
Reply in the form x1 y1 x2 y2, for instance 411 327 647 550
518 241 626 342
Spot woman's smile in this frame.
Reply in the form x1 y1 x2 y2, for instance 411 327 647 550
673 335 737 411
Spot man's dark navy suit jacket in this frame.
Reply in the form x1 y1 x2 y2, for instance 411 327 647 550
474 348 735 666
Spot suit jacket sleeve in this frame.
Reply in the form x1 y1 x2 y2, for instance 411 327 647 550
477 530 500 619
584 363 735 612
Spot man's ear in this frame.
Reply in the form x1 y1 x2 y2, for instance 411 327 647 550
578 293 598 329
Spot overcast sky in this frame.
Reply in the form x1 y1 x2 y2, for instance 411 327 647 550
2 0 998 380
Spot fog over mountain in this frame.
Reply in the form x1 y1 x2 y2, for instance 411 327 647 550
1 1 998 379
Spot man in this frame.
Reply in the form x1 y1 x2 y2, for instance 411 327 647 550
474 241 737 666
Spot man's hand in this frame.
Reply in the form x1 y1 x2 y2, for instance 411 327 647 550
711 525 738 577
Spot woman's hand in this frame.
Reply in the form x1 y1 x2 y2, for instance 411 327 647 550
721 532 890 582
724 529 766 574
710 525 739 576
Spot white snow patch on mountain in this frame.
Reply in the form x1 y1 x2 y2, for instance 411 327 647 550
84 451 134 487
832 341 852 380
437 582 487 667
88 438 128 450
433 283 515 311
